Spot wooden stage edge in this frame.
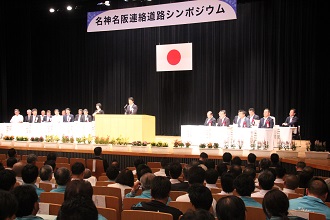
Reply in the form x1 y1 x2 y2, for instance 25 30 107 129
1 136 329 172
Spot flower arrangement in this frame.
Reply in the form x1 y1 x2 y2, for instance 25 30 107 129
162 142 168 147
291 141 296 151
250 140 256 150
150 141 156 147
237 140 243 149
3 136 14 140
185 142 191 148
94 136 110 145
142 141 148 146
230 140 236 149
156 141 163 147
263 140 269 150
45 135 60 143
76 137 85 144
15 136 29 141
283 141 290 150
62 136 74 143
213 143 219 149
173 139 184 148
224 141 229 149
116 136 129 145
207 142 213 148
257 141 262 150
199 143 206 148
132 141 142 146
30 137 44 142
314 140 326 152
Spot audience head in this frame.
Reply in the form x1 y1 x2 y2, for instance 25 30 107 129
111 159 120 168
275 166 286 179
140 173 155 191
6 157 18 168
54 167 71 186
57 195 98 220
83 168 92 179
26 154 37 165
0 162 4 171
296 161 306 172
216 196 246 220
270 153 280 167
7 148 17 158
151 176 171 201
262 189 289 219
220 172 234 193
160 157 169 169
133 158 145 169
216 163 228 177
205 169 219 184
22 164 39 184
231 156 242 166
93 147 102 156
116 168 134 187
46 152 57 161
247 153 257 164
228 165 242 179
283 174 299 190
71 162 85 179
44 159 56 172
39 165 53 181
242 167 256 180
199 152 208 163
298 166 314 188
106 165 120 181
258 170 275 190
222 152 232 164
0 190 18 220
204 159 215 170
182 164 192 181
181 209 215 220
188 166 206 185
12 161 25 177
234 173 255 196
136 164 152 180
0 169 16 191
259 158 271 171
64 180 93 201
188 184 213 211
169 161 183 179
306 177 328 201
12 185 39 217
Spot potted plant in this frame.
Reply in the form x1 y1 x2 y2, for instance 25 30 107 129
199 143 206 148
76 135 94 150
14 136 29 147
213 143 219 149
185 142 191 148
207 143 213 149
29 136 44 148
44 135 60 148
59 135 75 149
1 136 14 147
276 141 298 158
305 140 328 159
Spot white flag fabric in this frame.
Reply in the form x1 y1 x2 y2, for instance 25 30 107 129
156 43 192 72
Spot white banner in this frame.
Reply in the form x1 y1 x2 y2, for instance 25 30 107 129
87 0 237 32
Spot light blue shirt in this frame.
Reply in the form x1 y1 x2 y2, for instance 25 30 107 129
240 196 262 208
127 190 172 207
15 215 44 220
289 196 330 220
50 185 66 193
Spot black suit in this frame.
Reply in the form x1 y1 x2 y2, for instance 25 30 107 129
31 115 41 123
82 115 92 122
204 117 216 126
24 115 32 123
63 114 74 122
171 182 189 192
92 156 109 172
124 104 138 115
74 114 83 122
44 115 52 122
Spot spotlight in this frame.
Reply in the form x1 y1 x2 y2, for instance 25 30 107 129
67 5 72 10
104 1 110 6
49 8 55 13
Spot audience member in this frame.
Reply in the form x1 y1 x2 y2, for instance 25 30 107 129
0 190 18 220
106 165 120 182
108 168 134 199
22 164 45 198
204 159 215 170
27 154 38 165
246 153 257 170
6 157 18 169
231 156 242 166
57 195 98 220
218 172 234 195
125 173 155 199
228 164 242 179
274 166 286 184
298 166 314 189
263 189 303 220
237 109 251 128
270 153 281 168
234 174 261 208
169 161 189 191
154 157 169 177
132 158 145 175
282 174 299 195
0 169 16 191
289 177 330 219
205 169 219 189
83 168 97 186
46 152 57 161
44 160 56 173
259 158 271 172
282 108 299 128
51 167 71 193
7 148 17 158
39 165 56 189
251 170 274 198
0 163 4 171
132 176 183 220
216 195 246 220
216 163 228 178
295 161 306 175
199 152 208 164
204 111 216 126
181 164 191 187
181 209 215 220
222 152 232 165
12 185 41 220
110 159 120 169
325 178 330 202
136 164 152 181
189 184 213 211
92 147 109 172
71 162 85 180
12 161 25 185
217 110 230 127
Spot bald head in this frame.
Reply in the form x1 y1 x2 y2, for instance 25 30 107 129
140 173 155 191
284 174 299 190
83 168 92 179
12 162 25 177
307 177 328 201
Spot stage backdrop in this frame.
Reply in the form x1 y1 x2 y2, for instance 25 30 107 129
0 0 327 147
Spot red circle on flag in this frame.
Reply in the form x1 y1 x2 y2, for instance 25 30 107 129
167 49 181 65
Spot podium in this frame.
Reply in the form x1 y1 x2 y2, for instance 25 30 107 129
95 114 155 142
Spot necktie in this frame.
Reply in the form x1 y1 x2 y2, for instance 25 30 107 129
67 116 70 122
85 116 88 122
290 117 292 123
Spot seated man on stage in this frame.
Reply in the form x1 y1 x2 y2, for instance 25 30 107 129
124 97 138 114
31 108 41 123
40 110 46 122
10 109 24 123
74 109 83 122
63 108 74 122
247 108 260 126
44 110 52 122
82 109 92 122
204 111 216 126
237 110 250 128
258 108 274 128
52 109 62 123
217 110 230 126
24 109 32 123
282 108 299 127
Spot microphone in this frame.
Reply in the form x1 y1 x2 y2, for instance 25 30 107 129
124 104 128 109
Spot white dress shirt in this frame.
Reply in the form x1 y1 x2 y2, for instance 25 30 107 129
251 189 270 198
176 194 217 214
10 114 24 123
154 169 167 177
52 115 63 123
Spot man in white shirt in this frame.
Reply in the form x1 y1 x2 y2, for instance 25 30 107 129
154 158 168 177
52 109 63 123
10 109 24 123
251 170 274 198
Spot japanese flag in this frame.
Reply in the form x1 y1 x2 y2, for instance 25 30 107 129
156 43 192 72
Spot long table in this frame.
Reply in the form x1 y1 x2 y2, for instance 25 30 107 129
181 125 297 150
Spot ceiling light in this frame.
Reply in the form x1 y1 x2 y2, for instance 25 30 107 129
104 1 110 6
67 5 72 10
49 8 55 13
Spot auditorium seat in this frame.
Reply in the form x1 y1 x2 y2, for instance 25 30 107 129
289 210 326 220
168 201 195 213
124 188 142 196
246 206 266 220
39 192 64 205
295 187 305 195
147 162 161 168
212 194 231 202
96 181 114 187
288 193 303 200
253 197 263 204
274 182 284 189
97 207 117 220
39 182 54 192
92 186 122 200
0 154 6 160
121 210 173 220
38 202 61 216
210 188 222 194
69 158 86 167
38 156 47 162
122 198 151 210
169 191 187 201
86 159 105 179
98 175 109 181
55 163 71 170
56 157 69 163
92 195 121 220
